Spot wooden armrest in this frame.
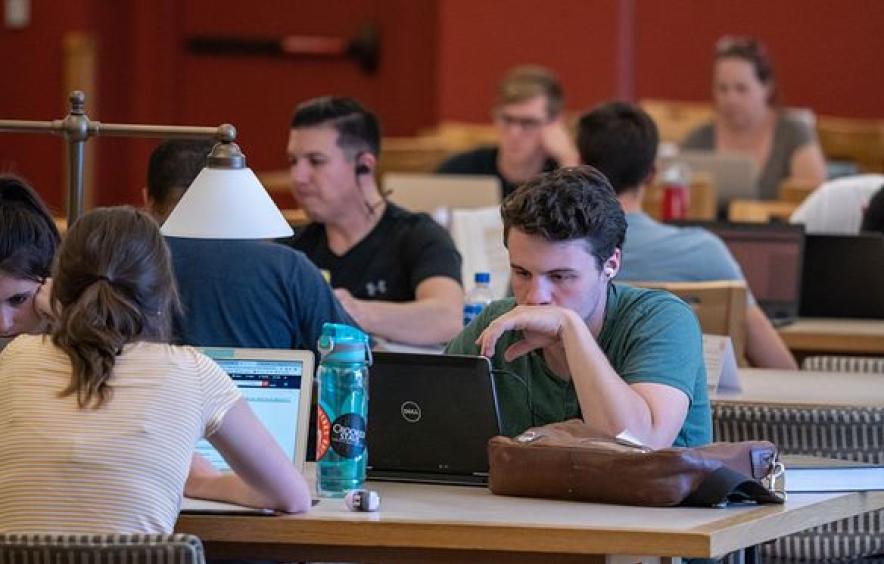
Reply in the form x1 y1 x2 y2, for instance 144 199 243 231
727 200 798 223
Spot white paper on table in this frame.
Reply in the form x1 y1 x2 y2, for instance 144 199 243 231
703 334 741 392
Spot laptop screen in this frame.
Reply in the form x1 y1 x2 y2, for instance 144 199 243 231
196 349 313 472
671 221 805 322
801 233 884 318
367 352 501 485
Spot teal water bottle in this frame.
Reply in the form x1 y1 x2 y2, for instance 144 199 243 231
315 323 372 498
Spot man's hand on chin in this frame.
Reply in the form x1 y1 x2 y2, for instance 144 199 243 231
540 118 579 167
476 304 579 361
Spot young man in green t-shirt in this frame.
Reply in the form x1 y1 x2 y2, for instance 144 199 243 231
446 166 711 448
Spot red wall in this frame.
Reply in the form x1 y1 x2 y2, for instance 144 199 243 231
634 0 884 118
1 1 882 213
0 0 96 216
1 0 439 211
436 0 623 121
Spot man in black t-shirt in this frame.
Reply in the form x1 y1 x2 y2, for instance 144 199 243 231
437 66 579 198
285 97 463 346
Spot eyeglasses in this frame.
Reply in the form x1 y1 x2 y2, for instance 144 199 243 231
495 111 547 131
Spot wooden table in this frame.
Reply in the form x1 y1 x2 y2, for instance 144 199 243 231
713 367 884 407
777 317 884 358
176 476 884 563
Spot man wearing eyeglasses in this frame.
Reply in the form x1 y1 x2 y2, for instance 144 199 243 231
437 65 579 198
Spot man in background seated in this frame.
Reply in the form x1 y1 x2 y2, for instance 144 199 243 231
446 167 711 448
437 65 579 198
577 101 797 369
145 138 354 357
285 97 463 346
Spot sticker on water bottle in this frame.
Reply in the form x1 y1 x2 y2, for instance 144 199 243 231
330 413 367 458
316 407 331 460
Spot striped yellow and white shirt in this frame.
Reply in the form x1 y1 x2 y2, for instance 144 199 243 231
0 335 241 534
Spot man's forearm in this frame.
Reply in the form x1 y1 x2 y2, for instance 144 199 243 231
745 305 798 369
358 299 462 345
559 313 667 446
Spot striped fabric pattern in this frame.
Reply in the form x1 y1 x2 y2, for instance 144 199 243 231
713 402 884 561
0 336 241 534
802 356 884 374
0 533 205 564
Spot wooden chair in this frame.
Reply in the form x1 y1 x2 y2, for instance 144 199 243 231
378 136 454 177
642 171 717 220
281 208 309 227
727 199 798 223
629 280 748 365
256 169 290 196
777 177 820 204
817 114 884 173
420 121 499 150
0 533 205 564
639 99 715 144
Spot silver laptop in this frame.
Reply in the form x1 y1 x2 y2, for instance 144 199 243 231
661 150 759 209
384 173 502 217
194 347 314 472
181 347 314 513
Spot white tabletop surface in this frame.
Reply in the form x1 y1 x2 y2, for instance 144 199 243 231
712 368 884 407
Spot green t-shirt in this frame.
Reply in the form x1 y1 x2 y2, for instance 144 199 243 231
445 283 711 447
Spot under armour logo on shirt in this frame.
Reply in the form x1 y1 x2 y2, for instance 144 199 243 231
365 280 388 297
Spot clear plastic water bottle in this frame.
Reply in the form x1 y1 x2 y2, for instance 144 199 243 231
315 322 372 498
463 272 494 326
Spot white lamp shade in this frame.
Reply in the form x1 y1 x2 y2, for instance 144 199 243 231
160 167 294 239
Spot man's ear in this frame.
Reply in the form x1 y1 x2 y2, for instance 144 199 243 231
604 248 622 279
355 152 378 176
143 188 166 223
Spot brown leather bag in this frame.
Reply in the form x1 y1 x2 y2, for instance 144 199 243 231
488 419 784 507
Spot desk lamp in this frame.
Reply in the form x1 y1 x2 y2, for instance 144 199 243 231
0 90 292 239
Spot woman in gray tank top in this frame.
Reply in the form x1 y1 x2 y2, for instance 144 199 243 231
682 36 827 200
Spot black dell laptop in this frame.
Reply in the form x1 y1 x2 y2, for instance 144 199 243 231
366 352 502 486
800 233 884 319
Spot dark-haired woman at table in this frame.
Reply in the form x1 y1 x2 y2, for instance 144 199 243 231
683 36 827 200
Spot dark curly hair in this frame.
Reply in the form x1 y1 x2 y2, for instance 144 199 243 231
501 166 626 269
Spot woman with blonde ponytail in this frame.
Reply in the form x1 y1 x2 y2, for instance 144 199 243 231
0 207 310 534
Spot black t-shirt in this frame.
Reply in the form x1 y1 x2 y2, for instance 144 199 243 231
287 203 462 302
436 145 558 198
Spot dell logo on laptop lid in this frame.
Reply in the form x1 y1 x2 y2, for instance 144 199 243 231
400 401 421 423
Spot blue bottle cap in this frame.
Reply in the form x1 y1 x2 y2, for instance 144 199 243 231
318 323 372 365
474 272 490 284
